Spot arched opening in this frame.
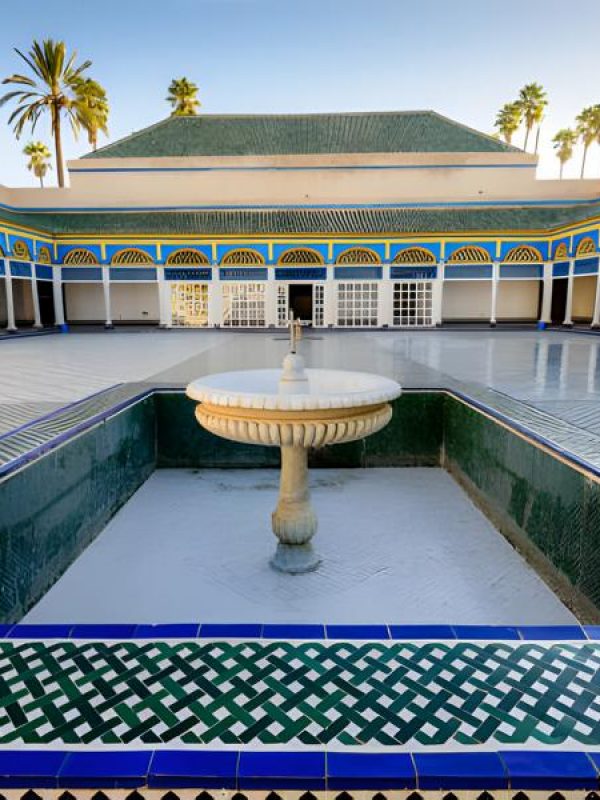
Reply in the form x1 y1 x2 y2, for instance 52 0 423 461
447 245 491 263
63 248 99 265
336 247 381 265
278 247 324 265
166 248 209 265
393 247 436 264
503 245 543 263
576 237 596 256
554 242 568 260
111 248 154 265
12 239 31 261
221 248 265 266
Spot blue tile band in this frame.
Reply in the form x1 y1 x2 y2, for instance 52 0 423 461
0 750 597 789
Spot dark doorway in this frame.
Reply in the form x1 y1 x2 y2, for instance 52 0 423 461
289 284 313 322
37 281 55 326
551 279 567 324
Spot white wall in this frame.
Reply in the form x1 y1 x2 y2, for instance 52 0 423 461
65 283 105 321
572 275 597 320
496 281 539 320
110 283 159 322
442 281 492 320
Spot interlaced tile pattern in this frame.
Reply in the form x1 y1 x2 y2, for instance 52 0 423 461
0 640 598 747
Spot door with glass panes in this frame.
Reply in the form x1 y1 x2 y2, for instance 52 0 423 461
392 281 433 326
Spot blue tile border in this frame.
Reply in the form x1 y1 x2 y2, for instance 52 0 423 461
0 749 596 789
2 622 595 640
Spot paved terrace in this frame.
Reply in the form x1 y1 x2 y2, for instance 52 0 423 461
1 328 600 474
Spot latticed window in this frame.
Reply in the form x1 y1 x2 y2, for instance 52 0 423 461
223 283 266 327
448 246 491 263
171 283 209 327
336 247 380 265
393 247 436 264
221 248 265 266
37 246 52 264
503 245 542 263
576 237 596 256
393 281 433 326
63 248 99 265
166 248 209 265
111 248 153 265
278 248 324 265
337 282 378 326
12 240 31 260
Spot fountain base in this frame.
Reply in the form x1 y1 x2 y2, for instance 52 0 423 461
270 542 322 574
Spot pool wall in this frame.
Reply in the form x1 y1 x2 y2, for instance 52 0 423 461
1 389 599 623
0 398 155 621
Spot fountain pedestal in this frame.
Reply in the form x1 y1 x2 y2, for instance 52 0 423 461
187 347 401 574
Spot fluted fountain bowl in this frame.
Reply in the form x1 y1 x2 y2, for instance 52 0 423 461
187 356 401 574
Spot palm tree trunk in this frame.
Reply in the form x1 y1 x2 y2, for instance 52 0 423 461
53 104 65 188
524 125 530 152
40 175 44 188
581 145 588 178
560 162 563 179
534 125 541 154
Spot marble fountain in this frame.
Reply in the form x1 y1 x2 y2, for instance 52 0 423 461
187 321 401 573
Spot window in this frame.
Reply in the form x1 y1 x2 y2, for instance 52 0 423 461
393 281 433 326
313 284 325 326
277 284 288 325
223 283 266 327
337 282 378 326
171 283 208 327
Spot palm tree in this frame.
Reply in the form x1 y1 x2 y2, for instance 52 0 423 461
494 102 522 145
0 39 100 187
166 77 200 116
552 129 577 178
576 105 600 178
23 140 52 187
74 78 109 150
517 82 548 152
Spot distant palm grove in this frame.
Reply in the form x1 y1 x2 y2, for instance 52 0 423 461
1 39 598 186
495 82 600 178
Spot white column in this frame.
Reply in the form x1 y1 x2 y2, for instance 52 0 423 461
208 273 222 327
265 272 277 327
540 261 553 324
30 263 42 328
102 266 113 328
52 266 65 326
3 258 16 332
157 268 170 327
379 264 394 327
490 260 499 326
563 259 574 326
591 268 600 329
324 273 336 327
433 260 444 326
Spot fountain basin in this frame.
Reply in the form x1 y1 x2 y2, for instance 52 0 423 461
187 366 401 573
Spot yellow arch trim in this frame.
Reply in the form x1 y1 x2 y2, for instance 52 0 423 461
576 237 596 256
553 242 568 260
503 245 543 263
165 248 210 265
393 246 436 265
63 248 99 265
13 239 31 260
335 246 381 265
220 248 265 266
278 247 324 265
447 245 491 264
110 247 154 265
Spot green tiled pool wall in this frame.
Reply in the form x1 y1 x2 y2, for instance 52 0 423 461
0 398 155 623
156 391 444 468
443 396 600 614
1 389 599 623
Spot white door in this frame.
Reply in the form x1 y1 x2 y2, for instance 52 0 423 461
392 281 434 326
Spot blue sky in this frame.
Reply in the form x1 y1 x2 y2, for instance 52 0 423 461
1 0 600 187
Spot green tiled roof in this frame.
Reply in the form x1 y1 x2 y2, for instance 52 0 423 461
82 111 518 158
2 202 599 237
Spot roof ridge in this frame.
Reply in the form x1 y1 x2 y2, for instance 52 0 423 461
427 110 522 154
81 116 174 159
